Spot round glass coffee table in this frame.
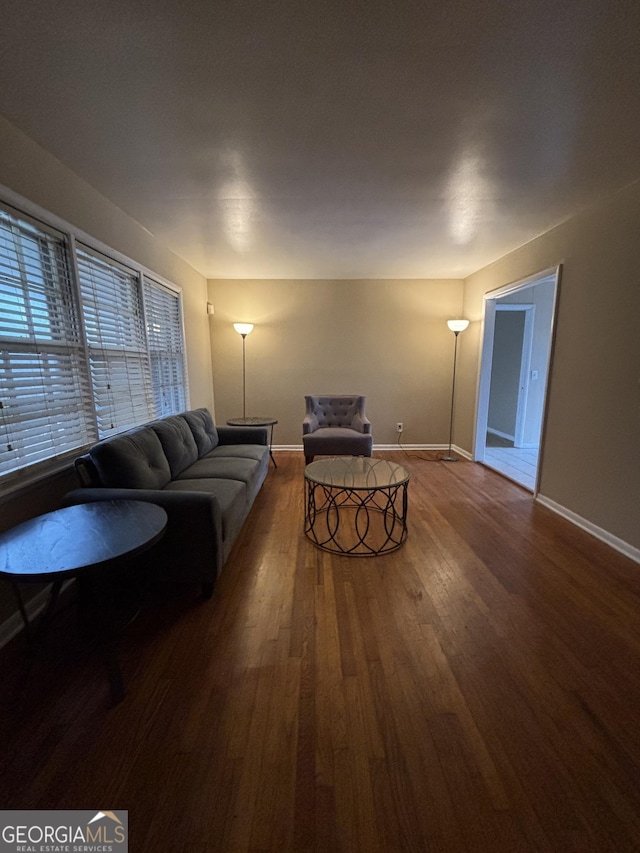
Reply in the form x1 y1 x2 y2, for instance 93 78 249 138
304 457 409 555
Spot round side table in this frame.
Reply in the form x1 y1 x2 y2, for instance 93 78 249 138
227 417 278 468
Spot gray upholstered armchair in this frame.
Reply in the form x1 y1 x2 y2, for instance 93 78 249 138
302 395 373 464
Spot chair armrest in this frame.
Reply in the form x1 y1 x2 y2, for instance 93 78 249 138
350 413 372 434
217 426 268 446
303 414 319 435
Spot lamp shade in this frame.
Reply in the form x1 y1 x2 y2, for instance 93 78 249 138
233 322 254 336
447 319 470 333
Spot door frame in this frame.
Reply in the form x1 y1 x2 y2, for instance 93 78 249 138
473 265 561 494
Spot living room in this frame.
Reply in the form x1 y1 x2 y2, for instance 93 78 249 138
2 126 636 562
1 1 639 849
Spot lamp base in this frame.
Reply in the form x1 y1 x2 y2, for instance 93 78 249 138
440 453 458 462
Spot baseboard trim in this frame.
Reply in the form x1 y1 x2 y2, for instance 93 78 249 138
535 494 640 564
273 444 472 458
451 445 473 461
487 427 515 442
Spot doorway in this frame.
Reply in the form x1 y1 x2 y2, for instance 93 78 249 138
474 267 560 492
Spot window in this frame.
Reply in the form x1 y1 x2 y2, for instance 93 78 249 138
76 246 155 435
0 208 95 479
0 201 189 488
144 278 187 417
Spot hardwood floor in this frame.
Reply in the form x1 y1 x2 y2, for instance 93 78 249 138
1 451 639 852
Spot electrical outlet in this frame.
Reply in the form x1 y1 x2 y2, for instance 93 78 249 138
396 422 403 433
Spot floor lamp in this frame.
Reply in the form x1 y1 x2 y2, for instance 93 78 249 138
233 322 254 418
442 319 469 461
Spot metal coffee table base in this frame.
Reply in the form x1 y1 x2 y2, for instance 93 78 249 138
305 480 408 556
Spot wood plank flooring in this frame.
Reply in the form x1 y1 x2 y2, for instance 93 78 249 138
1 451 639 852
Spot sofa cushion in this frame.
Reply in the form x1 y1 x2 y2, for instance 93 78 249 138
151 415 198 478
182 408 219 457
164 477 246 540
175 456 262 492
89 428 172 489
203 444 268 463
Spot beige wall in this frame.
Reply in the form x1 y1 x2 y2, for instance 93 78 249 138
0 115 213 412
208 278 464 447
460 181 640 551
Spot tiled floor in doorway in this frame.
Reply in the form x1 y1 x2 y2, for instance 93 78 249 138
483 446 539 490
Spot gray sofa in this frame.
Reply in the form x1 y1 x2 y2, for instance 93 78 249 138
65 408 269 596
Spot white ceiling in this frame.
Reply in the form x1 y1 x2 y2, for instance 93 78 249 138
2 0 640 279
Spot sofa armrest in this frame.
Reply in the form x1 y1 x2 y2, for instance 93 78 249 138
64 487 224 583
216 425 268 446
65 486 218 521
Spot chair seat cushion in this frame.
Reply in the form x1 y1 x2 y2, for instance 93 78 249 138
303 427 373 457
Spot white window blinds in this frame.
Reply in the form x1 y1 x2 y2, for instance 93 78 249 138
0 208 96 478
76 245 155 436
144 278 187 417
0 197 189 487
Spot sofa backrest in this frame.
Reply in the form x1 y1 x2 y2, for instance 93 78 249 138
78 409 219 489
89 427 172 489
151 414 199 478
182 408 219 456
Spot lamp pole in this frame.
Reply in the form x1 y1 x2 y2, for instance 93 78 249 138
442 319 469 462
240 332 247 418
233 323 254 419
